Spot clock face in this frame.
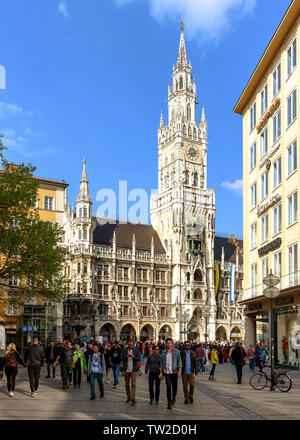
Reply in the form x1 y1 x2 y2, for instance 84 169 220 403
187 145 199 160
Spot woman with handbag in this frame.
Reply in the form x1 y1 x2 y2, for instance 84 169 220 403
0 343 26 397
231 342 246 384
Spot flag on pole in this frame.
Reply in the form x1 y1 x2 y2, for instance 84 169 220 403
230 264 235 301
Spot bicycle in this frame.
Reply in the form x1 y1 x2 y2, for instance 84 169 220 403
249 363 292 392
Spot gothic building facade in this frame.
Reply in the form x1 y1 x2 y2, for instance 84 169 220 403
62 23 244 342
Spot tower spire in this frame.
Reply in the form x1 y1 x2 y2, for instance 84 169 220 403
177 21 188 67
160 110 164 127
77 158 91 203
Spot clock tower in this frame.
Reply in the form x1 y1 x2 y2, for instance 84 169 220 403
150 22 216 341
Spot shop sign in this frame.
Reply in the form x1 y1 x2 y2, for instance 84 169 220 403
0 320 17 325
275 296 294 306
258 237 281 257
257 193 281 216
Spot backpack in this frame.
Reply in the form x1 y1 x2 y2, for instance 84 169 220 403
5 351 17 368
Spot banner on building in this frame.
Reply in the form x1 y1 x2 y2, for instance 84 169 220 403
215 263 220 298
230 264 235 301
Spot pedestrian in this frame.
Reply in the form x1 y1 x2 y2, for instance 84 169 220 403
255 343 268 371
231 342 246 384
222 345 229 364
109 341 122 388
53 340 75 390
145 345 162 406
120 338 141 406
45 340 58 378
246 344 256 371
104 345 112 384
72 344 87 388
195 343 205 373
88 343 106 400
24 337 45 397
208 344 219 381
159 337 182 410
84 342 94 383
180 341 198 404
0 343 26 397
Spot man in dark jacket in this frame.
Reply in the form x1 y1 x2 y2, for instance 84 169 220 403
120 339 140 405
24 337 45 397
53 341 75 389
45 341 59 378
84 342 94 383
109 341 122 388
231 342 246 384
180 341 198 404
145 345 162 405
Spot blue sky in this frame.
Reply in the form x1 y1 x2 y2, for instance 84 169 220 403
0 0 292 237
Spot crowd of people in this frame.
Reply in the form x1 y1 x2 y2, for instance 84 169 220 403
0 337 269 409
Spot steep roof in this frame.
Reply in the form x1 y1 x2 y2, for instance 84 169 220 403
92 219 165 253
214 235 243 263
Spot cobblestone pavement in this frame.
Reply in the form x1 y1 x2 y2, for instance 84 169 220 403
0 362 299 420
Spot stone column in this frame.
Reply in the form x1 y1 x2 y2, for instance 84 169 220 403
244 314 256 347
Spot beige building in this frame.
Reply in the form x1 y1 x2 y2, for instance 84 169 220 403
234 0 300 368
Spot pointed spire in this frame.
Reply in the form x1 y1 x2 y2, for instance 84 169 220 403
77 158 92 203
160 110 164 127
221 246 225 271
201 105 206 122
177 21 188 67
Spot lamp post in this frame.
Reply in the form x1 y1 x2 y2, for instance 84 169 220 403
263 271 280 391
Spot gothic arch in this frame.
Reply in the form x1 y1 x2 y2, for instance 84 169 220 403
192 307 201 318
194 269 202 282
120 323 137 340
194 288 202 300
179 76 183 89
216 326 227 341
140 323 155 341
159 324 173 339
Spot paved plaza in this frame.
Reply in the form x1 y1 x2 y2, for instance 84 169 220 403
0 363 299 420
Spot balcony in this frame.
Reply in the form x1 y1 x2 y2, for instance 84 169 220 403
241 271 300 301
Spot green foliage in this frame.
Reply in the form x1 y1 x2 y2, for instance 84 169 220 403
0 135 70 305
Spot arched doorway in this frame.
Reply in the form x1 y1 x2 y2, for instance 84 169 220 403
216 326 227 341
99 323 116 342
120 323 136 341
188 326 200 342
230 326 241 341
63 321 71 341
140 324 154 341
159 325 172 340
193 307 201 319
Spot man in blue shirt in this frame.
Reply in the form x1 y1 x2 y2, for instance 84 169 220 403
180 341 198 404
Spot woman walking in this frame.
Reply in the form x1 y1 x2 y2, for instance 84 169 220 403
72 344 87 388
0 343 26 397
208 344 219 381
246 344 256 371
145 345 162 406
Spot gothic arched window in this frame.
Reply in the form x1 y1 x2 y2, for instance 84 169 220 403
185 171 189 185
179 76 183 89
79 208 83 217
194 173 198 187
187 104 191 121
83 206 87 218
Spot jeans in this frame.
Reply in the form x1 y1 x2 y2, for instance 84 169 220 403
5 367 18 392
249 358 255 371
90 372 104 397
61 363 71 387
236 364 243 383
47 359 56 377
210 363 216 377
124 372 137 400
149 372 160 402
197 358 205 373
164 373 178 404
112 363 121 386
141 353 144 365
182 373 195 399
73 364 82 386
28 365 41 393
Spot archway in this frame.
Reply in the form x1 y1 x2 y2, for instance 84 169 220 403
120 323 136 342
194 288 202 300
140 324 154 342
230 326 241 341
216 326 227 341
194 269 202 282
159 325 172 340
188 325 200 342
99 323 116 343
193 307 202 319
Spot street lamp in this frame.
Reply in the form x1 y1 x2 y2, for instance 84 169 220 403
263 271 280 391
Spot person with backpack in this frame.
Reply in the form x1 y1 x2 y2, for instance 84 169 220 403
24 337 45 397
88 343 106 400
0 343 26 397
231 342 247 384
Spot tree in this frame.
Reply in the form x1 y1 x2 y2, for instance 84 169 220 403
0 135 69 305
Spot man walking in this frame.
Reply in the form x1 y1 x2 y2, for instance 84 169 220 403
88 343 106 400
109 341 122 388
145 345 162 406
181 341 198 404
45 341 58 378
159 338 182 410
195 343 205 374
53 341 75 390
120 338 140 406
24 337 45 397
231 342 246 384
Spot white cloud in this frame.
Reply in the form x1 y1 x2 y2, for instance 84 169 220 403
0 102 24 118
221 179 243 195
57 1 69 18
115 0 256 42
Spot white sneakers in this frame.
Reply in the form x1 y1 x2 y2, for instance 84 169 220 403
31 391 38 397
8 391 14 397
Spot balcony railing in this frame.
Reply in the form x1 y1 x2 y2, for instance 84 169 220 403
241 270 300 301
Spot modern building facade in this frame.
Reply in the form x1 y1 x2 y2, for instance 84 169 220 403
62 23 244 343
234 0 300 368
